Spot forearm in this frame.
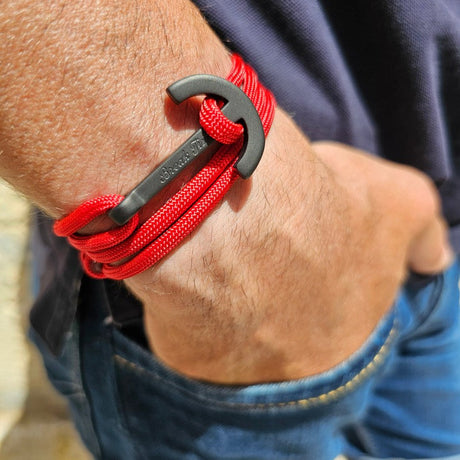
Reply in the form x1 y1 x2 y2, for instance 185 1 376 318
0 0 233 217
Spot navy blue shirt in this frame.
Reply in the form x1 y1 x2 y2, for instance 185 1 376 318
31 0 460 354
194 0 460 247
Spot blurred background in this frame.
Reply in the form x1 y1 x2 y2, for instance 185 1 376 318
0 179 89 459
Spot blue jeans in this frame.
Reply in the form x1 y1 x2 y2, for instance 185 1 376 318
31 260 460 459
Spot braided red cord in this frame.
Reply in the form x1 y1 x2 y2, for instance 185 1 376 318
54 55 275 279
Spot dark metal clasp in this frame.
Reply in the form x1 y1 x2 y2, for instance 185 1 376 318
108 75 265 226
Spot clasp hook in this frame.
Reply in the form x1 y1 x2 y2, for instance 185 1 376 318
108 75 265 226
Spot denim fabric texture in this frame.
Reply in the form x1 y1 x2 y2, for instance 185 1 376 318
31 260 460 459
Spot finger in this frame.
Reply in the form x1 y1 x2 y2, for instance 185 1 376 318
407 214 454 274
393 165 454 274
312 141 455 274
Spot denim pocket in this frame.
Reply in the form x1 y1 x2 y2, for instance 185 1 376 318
111 306 398 460
345 260 460 459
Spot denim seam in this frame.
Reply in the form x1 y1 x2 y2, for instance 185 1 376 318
113 319 398 410
91 284 143 460
107 334 151 460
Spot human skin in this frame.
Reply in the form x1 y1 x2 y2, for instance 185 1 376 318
0 0 453 383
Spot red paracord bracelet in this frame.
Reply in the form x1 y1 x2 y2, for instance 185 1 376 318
54 55 276 280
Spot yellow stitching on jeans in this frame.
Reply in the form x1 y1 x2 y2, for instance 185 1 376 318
114 318 397 410
257 321 398 409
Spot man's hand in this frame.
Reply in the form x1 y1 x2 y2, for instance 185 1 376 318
129 110 452 384
0 0 453 384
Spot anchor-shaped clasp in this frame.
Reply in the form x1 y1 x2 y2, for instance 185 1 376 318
108 75 265 226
